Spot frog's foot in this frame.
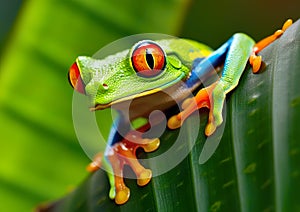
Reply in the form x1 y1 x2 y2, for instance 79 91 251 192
250 19 293 73
86 152 103 172
168 81 226 136
168 82 217 131
249 54 262 73
107 135 160 205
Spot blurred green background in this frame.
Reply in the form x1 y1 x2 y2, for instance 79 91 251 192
0 0 298 211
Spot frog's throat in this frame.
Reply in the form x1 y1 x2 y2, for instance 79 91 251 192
90 87 162 111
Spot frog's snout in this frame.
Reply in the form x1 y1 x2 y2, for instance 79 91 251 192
68 62 86 94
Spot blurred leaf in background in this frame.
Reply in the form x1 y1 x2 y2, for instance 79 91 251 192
180 0 300 48
0 0 22 52
0 0 298 211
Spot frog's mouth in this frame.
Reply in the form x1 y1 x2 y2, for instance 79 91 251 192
89 87 164 111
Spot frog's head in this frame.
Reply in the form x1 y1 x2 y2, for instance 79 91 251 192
68 40 191 110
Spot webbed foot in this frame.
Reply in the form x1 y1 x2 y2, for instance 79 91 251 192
168 82 218 135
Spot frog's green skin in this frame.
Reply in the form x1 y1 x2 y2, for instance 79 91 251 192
70 33 255 204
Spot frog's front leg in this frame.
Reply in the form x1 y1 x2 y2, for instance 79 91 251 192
88 117 160 205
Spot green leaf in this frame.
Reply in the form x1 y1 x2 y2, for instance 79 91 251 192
37 20 300 211
0 1 189 211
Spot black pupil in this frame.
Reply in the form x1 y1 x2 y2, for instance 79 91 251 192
145 48 154 70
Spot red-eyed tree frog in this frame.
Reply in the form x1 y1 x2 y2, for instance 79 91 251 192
68 20 292 205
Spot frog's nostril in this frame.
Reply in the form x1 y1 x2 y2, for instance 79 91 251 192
102 83 109 90
68 62 86 94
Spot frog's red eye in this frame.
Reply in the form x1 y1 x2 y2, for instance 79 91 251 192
68 62 86 94
131 41 166 77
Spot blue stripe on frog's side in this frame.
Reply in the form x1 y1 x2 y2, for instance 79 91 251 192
186 37 233 88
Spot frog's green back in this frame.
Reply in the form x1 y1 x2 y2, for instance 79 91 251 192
183 39 214 54
158 38 213 63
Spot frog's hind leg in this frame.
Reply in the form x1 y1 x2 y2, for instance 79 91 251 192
250 19 293 73
169 33 255 136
